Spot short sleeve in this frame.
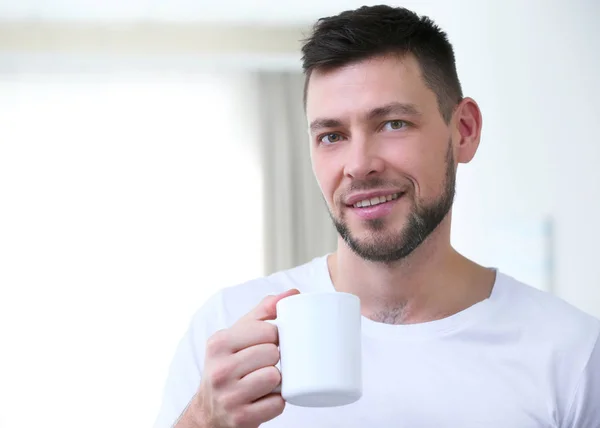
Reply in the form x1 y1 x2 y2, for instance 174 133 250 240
561 332 600 428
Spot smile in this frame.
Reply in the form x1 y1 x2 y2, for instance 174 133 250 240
352 193 401 208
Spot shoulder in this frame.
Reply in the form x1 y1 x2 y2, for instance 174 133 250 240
493 273 600 422
495 272 600 352
193 255 331 330
495 272 600 398
495 272 600 344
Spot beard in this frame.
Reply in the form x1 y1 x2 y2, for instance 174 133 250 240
329 142 456 263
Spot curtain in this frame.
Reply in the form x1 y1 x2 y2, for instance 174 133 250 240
256 71 337 274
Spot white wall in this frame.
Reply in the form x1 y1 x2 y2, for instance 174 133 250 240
0 0 512 25
448 1 553 290
544 0 600 317
448 0 600 317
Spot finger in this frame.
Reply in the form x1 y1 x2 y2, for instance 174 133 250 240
242 393 286 426
213 290 299 355
236 365 282 403
226 319 279 353
232 343 280 379
238 289 300 324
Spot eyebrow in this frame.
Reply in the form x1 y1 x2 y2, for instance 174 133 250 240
309 102 421 134
367 102 421 121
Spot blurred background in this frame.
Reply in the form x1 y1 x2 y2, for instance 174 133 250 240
0 0 598 427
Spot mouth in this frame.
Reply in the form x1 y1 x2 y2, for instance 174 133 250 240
346 192 405 220
349 192 403 208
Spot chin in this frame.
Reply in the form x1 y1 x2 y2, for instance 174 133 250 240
348 225 403 248
355 216 408 233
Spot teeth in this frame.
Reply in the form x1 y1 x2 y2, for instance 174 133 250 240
353 193 400 208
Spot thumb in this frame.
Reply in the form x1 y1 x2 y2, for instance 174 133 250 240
243 288 300 322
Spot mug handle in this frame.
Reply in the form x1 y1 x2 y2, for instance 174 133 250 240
265 319 282 394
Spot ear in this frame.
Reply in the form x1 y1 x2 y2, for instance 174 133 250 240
452 97 482 164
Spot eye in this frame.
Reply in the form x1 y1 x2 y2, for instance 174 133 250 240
383 120 408 131
319 133 344 145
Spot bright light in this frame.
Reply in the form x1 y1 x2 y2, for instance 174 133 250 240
0 72 264 428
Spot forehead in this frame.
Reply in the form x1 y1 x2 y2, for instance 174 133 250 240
305 54 437 122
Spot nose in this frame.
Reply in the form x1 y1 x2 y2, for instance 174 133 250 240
343 137 385 179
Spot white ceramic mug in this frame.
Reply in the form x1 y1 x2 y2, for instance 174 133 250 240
267 291 362 407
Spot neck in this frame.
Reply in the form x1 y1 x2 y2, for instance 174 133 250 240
328 218 495 324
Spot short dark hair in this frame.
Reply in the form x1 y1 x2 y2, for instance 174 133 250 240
301 5 463 123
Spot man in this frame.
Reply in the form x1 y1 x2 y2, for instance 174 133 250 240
155 5 600 427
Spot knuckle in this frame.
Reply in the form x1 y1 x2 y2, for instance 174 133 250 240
208 362 233 388
268 324 280 341
264 344 280 364
264 365 281 385
258 323 278 344
272 395 285 413
206 330 228 355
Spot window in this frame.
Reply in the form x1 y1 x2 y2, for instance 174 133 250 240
0 71 264 428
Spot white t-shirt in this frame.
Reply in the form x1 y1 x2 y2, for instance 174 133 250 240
154 255 600 428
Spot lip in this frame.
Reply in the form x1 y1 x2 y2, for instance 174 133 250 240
344 190 404 206
348 196 402 220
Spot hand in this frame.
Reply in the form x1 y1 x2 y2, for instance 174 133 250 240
177 289 300 428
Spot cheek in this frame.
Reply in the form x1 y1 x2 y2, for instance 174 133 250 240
384 139 446 197
311 155 338 203
415 153 450 199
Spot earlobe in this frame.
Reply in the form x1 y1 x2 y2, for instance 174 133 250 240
455 97 482 164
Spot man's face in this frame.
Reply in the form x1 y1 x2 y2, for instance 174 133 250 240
306 54 457 263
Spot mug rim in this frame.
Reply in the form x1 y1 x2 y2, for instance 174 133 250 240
276 290 359 306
